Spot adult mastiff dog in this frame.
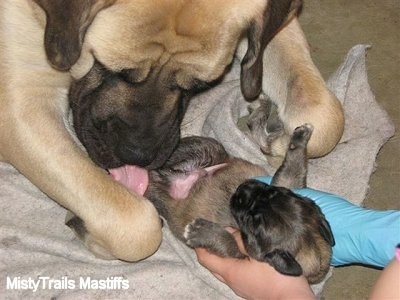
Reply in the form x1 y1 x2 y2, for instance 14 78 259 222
0 0 343 261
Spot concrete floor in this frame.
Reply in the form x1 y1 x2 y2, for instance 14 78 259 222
299 0 399 299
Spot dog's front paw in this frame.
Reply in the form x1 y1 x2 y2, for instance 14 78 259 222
65 211 87 239
289 124 314 150
65 212 116 260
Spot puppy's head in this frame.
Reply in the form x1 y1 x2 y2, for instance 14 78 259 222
230 179 334 283
35 0 300 169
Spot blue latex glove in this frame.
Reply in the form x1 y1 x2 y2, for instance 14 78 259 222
254 176 400 268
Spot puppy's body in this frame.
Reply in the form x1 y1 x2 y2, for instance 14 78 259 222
151 158 266 236
146 125 334 283
0 0 341 261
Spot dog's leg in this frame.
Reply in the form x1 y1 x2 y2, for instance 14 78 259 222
271 124 313 189
184 219 245 259
237 18 344 163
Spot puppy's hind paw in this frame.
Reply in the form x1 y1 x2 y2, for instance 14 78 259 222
289 124 314 149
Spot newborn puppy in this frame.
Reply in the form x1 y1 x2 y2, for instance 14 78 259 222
146 124 334 283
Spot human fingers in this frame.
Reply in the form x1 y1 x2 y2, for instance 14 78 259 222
194 248 227 283
224 227 248 255
194 247 240 276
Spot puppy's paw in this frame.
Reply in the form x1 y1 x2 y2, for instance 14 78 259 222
289 124 314 150
184 219 245 258
184 218 214 248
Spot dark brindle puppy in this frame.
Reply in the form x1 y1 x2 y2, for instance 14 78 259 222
145 124 334 284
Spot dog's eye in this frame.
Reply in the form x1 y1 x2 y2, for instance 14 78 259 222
190 79 209 91
187 79 218 93
175 73 217 93
119 69 146 84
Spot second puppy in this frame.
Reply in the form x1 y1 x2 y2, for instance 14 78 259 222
146 124 334 284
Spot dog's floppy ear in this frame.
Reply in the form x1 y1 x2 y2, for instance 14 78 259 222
240 0 302 101
33 0 116 71
263 249 303 276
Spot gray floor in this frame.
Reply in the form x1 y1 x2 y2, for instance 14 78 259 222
299 0 399 299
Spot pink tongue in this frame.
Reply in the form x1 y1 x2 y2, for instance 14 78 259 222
109 165 149 196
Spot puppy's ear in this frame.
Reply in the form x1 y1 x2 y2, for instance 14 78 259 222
319 219 336 246
240 0 302 101
263 249 303 276
33 0 116 71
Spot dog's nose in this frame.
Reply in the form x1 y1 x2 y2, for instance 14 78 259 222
115 142 157 168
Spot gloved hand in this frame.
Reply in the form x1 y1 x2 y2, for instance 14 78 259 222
254 176 400 268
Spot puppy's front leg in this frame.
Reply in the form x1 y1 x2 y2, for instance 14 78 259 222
0 94 162 261
184 219 245 259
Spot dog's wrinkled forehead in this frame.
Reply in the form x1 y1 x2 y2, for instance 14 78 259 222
71 0 266 82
